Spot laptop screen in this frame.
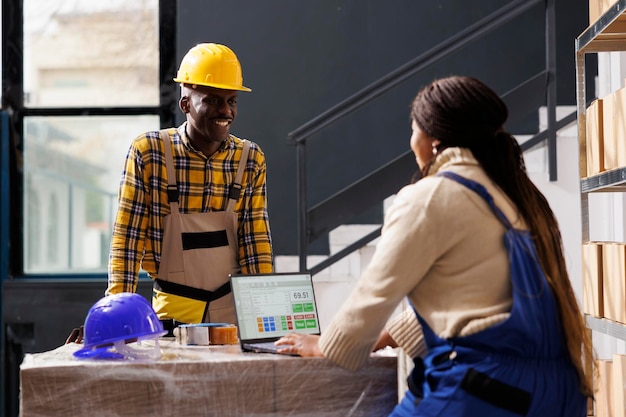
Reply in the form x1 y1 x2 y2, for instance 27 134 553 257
230 273 321 343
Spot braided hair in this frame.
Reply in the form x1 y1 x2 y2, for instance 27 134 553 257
411 76 593 396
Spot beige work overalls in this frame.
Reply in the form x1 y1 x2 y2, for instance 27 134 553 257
152 129 250 324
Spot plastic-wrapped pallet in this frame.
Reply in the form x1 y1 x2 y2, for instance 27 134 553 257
20 340 398 417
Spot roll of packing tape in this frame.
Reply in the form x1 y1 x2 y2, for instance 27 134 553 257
174 323 230 346
209 325 239 345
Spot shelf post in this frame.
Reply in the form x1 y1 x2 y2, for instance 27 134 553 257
546 0 558 181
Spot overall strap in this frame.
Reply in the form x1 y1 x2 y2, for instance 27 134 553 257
225 139 251 212
160 129 180 214
160 130 250 214
437 171 512 230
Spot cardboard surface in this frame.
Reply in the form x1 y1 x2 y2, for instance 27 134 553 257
582 242 604 317
602 91 619 171
589 0 619 25
596 359 613 417
612 354 626 416
615 87 626 169
20 340 398 417
586 99 605 177
602 243 626 324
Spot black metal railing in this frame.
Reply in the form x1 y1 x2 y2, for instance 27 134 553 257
289 0 563 274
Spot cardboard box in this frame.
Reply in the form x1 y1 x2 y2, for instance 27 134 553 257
585 328 594 416
20 341 398 417
602 243 626 324
602 91 620 171
582 242 604 317
612 354 626 416
586 99 605 177
595 359 613 417
587 327 595 416
613 87 626 168
590 0 618 25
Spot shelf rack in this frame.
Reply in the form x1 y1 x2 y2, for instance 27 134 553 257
581 167 626 192
578 0 626 53
586 315 626 341
576 0 626 342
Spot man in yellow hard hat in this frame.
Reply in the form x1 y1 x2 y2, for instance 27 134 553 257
106 43 274 335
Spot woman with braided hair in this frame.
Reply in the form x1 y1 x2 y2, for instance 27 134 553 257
276 75 593 416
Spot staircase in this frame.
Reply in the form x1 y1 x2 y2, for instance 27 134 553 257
277 105 584 334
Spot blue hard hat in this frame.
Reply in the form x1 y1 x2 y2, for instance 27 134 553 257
74 293 166 359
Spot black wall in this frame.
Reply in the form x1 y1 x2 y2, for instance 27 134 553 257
176 0 592 255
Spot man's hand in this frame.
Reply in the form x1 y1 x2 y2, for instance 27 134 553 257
65 325 84 344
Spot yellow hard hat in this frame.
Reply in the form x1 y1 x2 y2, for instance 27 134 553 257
173 43 251 92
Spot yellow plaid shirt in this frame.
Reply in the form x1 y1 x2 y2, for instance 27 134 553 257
107 124 273 294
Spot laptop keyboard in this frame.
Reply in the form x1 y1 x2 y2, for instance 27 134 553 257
244 341 279 353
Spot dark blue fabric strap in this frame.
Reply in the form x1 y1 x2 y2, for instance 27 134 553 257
436 170 558 354
437 171 512 230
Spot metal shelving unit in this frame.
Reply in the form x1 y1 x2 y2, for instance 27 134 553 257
580 167 626 192
587 316 626 341
576 0 626 342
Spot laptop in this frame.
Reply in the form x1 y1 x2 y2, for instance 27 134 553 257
230 272 321 354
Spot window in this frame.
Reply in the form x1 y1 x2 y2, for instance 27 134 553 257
22 0 160 274
24 0 159 108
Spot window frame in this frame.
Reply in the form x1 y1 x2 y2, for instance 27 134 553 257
1 0 178 279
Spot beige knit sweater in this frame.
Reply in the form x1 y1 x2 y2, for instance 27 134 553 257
318 148 527 371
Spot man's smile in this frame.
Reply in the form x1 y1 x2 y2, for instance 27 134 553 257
213 119 230 127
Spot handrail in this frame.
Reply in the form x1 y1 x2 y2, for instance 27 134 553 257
502 71 548 126
520 110 577 151
308 226 381 276
305 70 554 251
293 0 556 273
287 0 543 145
1 112 10 280
306 152 416 242
306 111 577 276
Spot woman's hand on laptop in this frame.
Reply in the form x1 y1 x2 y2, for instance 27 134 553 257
275 333 322 357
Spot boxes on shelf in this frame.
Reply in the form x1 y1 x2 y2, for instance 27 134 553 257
589 0 618 25
595 359 613 417
612 354 626 416
601 91 621 171
613 87 626 168
586 328 594 416
582 242 603 317
602 242 626 324
585 99 604 177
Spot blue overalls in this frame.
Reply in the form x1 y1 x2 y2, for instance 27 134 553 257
389 172 586 417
